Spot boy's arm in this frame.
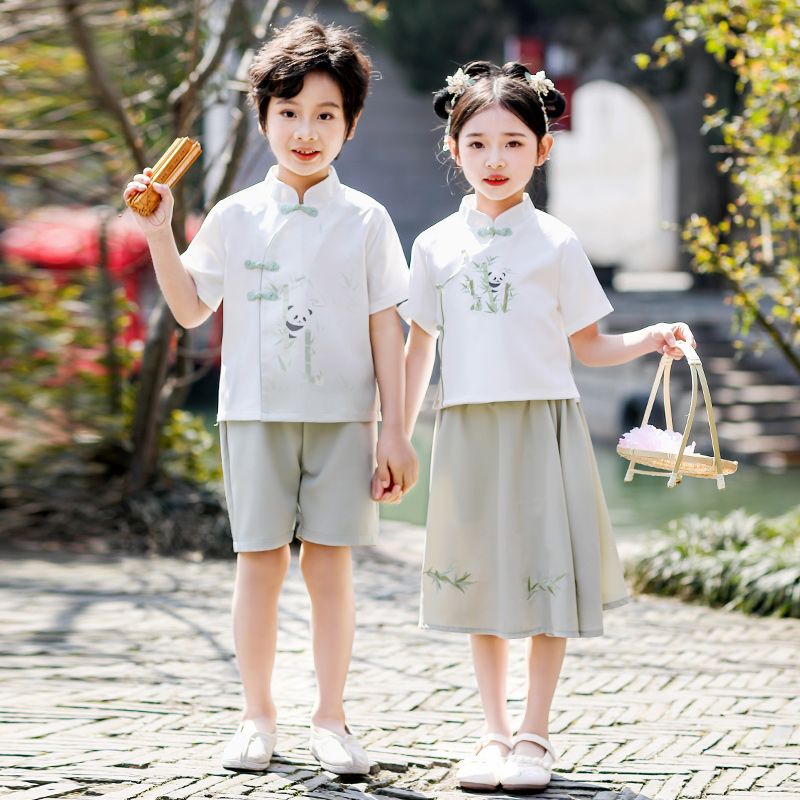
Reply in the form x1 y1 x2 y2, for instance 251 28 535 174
404 322 437 437
369 306 418 502
123 169 212 329
570 321 696 367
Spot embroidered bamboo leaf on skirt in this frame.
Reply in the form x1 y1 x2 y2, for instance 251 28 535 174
527 574 566 599
425 566 475 593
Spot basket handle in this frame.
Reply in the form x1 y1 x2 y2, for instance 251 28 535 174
666 340 727 489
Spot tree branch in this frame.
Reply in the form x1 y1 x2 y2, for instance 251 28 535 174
60 0 149 168
169 0 246 130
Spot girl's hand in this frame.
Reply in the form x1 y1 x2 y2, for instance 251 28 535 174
371 428 419 504
649 322 696 359
122 167 174 238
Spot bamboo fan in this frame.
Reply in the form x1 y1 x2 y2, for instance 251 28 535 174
126 137 202 217
617 340 738 489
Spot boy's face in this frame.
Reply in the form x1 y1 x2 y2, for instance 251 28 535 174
264 70 357 191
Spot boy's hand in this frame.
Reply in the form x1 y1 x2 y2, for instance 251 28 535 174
123 167 174 238
649 322 696 359
371 428 418 504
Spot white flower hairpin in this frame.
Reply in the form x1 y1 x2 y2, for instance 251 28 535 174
442 68 476 153
445 67 476 97
524 70 554 96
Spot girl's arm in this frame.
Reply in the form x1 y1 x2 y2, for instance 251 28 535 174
123 168 211 329
369 307 418 502
570 321 696 367
404 322 437 437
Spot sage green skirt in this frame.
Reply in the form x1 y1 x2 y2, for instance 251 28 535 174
420 399 629 639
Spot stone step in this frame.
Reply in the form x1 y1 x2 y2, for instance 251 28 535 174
712 385 800 405
721 432 800 455
720 401 800 421
717 418 800 438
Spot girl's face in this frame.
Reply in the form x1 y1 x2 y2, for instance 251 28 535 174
448 104 553 214
264 70 358 193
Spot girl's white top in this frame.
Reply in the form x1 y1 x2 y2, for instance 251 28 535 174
402 194 612 408
182 166 409 422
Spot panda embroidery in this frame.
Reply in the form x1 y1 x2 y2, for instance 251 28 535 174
487 266 507 296
276 301 322 385
461 255 514 313
286 305 312 339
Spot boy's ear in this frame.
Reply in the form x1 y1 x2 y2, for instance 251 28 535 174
346 111 362 141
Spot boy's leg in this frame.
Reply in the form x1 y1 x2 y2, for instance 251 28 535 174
470 633 513 755
232 546 291 730
299 541 354 735
515 634 566 756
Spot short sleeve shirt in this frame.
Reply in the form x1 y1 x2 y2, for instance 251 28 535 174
401 194 612 407
182 166 409 422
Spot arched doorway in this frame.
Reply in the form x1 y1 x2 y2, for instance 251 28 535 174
548 80 679 281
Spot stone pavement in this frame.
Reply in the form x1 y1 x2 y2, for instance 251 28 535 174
1 522 798 800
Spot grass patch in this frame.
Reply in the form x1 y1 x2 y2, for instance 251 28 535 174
627 506 800 617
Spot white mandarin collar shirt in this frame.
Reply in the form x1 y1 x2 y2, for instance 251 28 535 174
402 194 613 408
182 166 409 422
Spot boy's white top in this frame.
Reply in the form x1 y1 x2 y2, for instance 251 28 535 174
402 193 612 407
182 165 409 422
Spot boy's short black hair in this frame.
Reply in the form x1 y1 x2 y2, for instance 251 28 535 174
248 16 372 135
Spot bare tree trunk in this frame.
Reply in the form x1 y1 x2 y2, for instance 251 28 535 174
126 1 284 489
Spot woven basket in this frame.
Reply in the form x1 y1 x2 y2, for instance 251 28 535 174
617 340 738 489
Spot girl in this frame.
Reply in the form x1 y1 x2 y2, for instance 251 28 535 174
124 18 416 775
402 61 695 791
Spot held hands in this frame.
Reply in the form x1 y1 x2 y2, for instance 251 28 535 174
649 322 696 359
371 427 419 504
122 167 174 237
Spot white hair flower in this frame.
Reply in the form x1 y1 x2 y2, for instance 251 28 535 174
445 68 475 97
525 70 555 96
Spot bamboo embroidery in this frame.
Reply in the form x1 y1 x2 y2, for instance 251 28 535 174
461 255 513 313
526 574 566 599
425 566 475 593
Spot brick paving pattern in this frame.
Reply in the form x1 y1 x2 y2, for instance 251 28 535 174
1 522 798 800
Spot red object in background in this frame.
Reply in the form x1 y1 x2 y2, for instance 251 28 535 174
1 206 205 351
504 35 575 132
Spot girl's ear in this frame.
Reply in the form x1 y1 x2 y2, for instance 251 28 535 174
536 133 554 166
346 111 362 141
447 135 460 165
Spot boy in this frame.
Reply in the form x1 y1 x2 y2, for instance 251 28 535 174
124 17 416 774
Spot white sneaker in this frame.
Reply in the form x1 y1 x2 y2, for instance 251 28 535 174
309 724 370 775
500 732 557 791
221 720 277 771
456 733 513 791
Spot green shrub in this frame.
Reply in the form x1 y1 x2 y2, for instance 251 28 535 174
627 506 800 617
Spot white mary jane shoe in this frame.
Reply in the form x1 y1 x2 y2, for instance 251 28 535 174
221 720 277 771
456 732 513 791
309 724 370 775
500 732 558 791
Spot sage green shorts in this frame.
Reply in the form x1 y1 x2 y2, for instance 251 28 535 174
219 420 379 552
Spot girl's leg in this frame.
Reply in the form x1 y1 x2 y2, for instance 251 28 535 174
300 541 354 735
470 634 513 756
515 634 567 756
232 547 291 731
